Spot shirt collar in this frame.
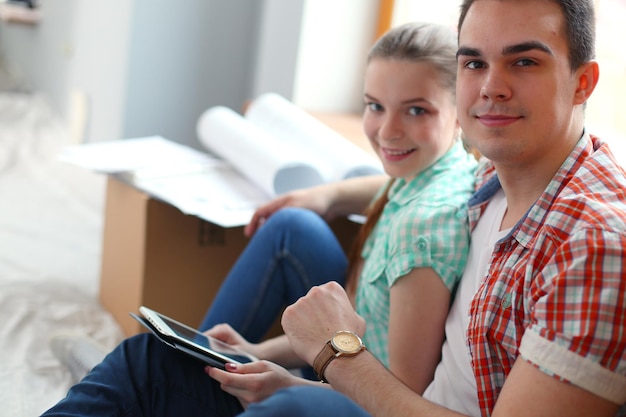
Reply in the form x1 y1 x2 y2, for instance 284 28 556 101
468 132 593 245
388 140 471 206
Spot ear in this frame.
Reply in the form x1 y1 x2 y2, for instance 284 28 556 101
573 60 599 105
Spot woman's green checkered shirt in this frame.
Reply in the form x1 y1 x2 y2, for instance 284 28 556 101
355 140 477 367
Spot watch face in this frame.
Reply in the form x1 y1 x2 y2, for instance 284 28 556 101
331 331 363 354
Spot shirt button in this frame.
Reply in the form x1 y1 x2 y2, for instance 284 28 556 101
501 293 512 309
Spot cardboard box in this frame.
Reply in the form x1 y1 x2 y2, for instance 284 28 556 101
99 176 360 337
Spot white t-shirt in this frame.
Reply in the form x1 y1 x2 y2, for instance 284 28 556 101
423 189 510 416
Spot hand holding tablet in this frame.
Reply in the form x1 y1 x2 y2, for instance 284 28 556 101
130 306 258 370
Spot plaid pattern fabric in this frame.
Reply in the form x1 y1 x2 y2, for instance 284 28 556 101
356 140 477 367
466 133 626 416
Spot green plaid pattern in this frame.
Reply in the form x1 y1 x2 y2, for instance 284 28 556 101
355 140 477 367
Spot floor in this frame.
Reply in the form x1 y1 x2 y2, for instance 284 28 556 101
0 66 123 416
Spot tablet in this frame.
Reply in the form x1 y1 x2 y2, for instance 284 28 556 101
130 306 258 370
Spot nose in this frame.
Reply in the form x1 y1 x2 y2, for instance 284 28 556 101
378 113 404 142
480 69 511 102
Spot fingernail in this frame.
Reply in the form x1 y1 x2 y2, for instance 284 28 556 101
225 362 238 372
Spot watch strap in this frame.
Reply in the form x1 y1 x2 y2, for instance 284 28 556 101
312 341 336 383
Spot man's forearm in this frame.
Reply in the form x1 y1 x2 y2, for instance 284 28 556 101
324 351 467 417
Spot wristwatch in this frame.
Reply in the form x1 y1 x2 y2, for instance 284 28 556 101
313 330 366 383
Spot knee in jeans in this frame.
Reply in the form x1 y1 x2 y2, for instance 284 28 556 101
249 386 364 416
250 386 326 415
266 207 324 234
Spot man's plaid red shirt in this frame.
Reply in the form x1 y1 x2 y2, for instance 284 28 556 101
466 133 626 416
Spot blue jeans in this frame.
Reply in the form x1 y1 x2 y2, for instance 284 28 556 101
42 334 371 416
199 207 348 342
42 208 356 415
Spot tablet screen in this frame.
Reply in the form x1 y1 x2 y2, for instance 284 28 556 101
156 312 256 364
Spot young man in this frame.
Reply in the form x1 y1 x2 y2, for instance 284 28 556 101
42 1 626 416
280 0 626 416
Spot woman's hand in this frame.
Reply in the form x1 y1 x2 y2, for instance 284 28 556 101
244 186 335 237
204 323 262 359
205 360 308 408
206 323 307 369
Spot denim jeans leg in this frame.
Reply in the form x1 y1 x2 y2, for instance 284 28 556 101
199 207 348 342
242 386 372 417
42 333 244 417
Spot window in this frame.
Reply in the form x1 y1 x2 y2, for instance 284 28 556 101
586 0 626 155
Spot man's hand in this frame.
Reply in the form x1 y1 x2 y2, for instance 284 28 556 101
281 281 366 365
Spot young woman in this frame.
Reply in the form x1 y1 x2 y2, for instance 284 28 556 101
200 21 476 395
43 21 477 416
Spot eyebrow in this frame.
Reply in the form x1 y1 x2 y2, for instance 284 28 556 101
363 93 431 106
456 41 554 59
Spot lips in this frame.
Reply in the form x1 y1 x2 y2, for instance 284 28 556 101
384 148 415 156
381 147 416 161
476 114 521 128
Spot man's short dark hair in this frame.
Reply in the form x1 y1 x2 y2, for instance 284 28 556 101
457 0 596 71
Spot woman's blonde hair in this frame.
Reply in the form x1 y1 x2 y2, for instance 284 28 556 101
368 22 458 97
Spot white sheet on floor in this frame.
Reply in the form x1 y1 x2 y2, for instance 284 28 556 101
0 93 123 416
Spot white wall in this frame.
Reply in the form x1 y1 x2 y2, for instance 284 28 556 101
0 0 300 149
0 0 135 143
121 0 264 149
68 0 133 144
0 0 378 145
250 0 305 100
392 0 460 31
0 0 80 118
292 0 378 113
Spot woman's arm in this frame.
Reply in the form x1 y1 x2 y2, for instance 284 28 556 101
387 267 449 394
255 334 308 369
322 174 389 219
245 174 388 236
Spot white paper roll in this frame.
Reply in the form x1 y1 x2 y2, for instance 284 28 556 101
246 93 382 181
196 106 325 196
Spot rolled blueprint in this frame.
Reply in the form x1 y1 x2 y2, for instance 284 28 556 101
245 92 382 181
197 106 326 196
